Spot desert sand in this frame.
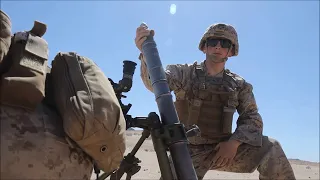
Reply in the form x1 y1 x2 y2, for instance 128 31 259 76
92 130 319 180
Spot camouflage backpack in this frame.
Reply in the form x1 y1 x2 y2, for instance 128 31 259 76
49 51 126 173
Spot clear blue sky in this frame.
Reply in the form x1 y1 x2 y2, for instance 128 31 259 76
2 1 319 162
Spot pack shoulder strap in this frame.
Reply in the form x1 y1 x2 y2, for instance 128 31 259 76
219 69 244 134
185 62 205 127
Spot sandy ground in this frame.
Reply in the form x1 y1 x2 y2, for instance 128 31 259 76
92 131 319 180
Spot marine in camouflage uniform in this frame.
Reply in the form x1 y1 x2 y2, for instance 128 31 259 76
0 10 93 179
135 23 296 179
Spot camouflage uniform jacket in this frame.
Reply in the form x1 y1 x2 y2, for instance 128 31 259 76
139 54 263 147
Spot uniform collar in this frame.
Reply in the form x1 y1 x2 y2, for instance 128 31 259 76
200 60 225 78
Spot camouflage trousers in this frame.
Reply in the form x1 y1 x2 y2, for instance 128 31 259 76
166 136 296 180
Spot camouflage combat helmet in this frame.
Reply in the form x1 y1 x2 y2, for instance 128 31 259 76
198 23 239 56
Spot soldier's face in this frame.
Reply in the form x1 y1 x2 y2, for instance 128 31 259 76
203 38 233 58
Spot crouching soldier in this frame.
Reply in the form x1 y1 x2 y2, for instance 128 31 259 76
135 23 296 180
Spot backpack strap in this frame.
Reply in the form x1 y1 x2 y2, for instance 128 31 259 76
186 63 205 127
195 63 206 90
29 21 47 37
219 69 240 134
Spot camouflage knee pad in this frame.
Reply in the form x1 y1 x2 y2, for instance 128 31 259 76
0 10 12 63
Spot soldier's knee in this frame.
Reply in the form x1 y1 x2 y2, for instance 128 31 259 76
263 136 286 154
267 137 282 147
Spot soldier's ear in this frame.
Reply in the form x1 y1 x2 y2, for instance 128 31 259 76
227 46 234 57
202 44 207 54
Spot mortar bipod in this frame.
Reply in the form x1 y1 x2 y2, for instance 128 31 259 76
96 112 200 180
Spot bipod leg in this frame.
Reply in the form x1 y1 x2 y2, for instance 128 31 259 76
126 173 133 180
131 130 150 155
148 112 175 180
125 169 136 180
149 115 202 180
108 129 150 180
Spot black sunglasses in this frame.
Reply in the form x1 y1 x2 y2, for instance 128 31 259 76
206 38 232 48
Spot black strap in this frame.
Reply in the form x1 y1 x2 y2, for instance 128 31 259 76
94 162 101 180
195 64 206 90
